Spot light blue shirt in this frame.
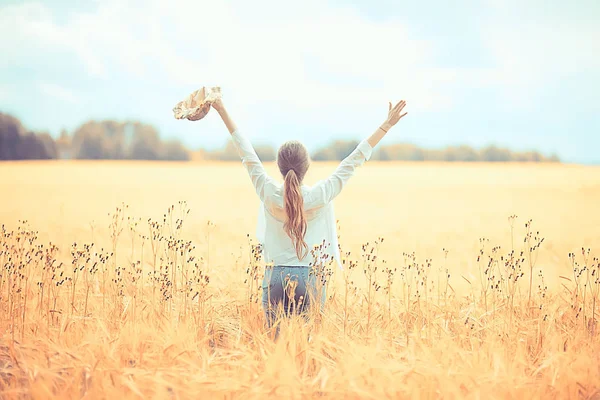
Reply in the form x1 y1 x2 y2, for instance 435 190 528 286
231 130 373 269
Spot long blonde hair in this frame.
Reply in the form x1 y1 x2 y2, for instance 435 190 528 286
277 141 310 260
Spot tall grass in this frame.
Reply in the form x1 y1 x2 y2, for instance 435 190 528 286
0 203 598 399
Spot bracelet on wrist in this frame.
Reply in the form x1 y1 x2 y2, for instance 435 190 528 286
379 126 388 133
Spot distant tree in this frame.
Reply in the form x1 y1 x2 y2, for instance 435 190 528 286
480 145 513 162
254 145 276 162
207 140 239 161
311 147 337 161
0 113 57 160
377 143 425 161
101 120 126 159
312 140 359 161
548 154 560 163
129 123 162 160
71 121 110 159
36 132 58 159
0 113 22 160
421 149 443 161
443 145 479 162
161 140 190 161
514 151 542 162
17 134 49 159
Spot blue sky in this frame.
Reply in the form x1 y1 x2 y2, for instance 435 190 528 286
0 0 598 163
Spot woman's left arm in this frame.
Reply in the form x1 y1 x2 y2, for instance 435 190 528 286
212 98 238 135
212 99 274 202
309 100 408 206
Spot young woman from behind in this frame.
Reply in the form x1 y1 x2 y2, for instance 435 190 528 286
209 96 408 330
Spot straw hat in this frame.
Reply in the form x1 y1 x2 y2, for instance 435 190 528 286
172 86 222 121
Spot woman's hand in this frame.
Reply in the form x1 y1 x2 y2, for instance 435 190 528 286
367 100 407 147
211 97 225 114
382 100 407 131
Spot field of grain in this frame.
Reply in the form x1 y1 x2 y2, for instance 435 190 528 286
1 160 600 399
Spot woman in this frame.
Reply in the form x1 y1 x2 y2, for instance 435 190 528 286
210 96 407 329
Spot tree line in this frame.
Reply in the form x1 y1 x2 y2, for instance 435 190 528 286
311 140 560 162
0 112 189 161
1 112 559 162
202 139 560 163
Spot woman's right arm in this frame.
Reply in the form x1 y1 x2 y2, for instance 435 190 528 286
212 98 274 202
311 100 408 205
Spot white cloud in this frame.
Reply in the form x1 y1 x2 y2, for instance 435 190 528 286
0 0 460 113
0 2 106 77
0 85 8 102
1 0 598 138
478 1 600 109
39 83 78 103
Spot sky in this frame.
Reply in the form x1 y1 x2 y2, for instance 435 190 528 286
0 0 598 163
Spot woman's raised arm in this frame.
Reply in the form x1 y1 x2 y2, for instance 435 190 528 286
310 100 408 206
212 99 274 202
212 98 238 135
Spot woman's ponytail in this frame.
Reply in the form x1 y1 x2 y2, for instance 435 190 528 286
283 169 308 260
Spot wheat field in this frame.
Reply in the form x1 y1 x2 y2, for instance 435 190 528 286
1 160 599 399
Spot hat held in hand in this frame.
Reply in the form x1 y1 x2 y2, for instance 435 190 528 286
173 86 222 121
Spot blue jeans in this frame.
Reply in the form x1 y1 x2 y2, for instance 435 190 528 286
261 266 327 329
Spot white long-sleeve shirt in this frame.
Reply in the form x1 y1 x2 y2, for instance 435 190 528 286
231 130 373 269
